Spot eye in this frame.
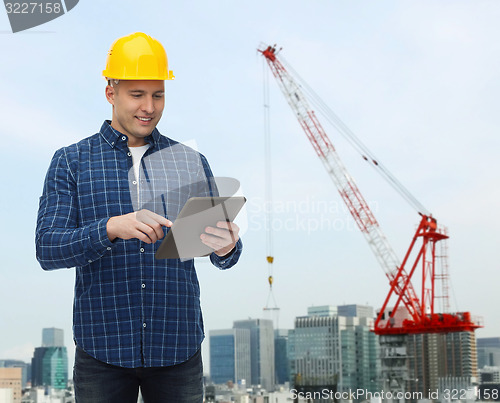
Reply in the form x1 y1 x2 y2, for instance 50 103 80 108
154 94 164 99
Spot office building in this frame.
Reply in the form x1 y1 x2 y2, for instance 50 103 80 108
209 328 251 385
477 337 500 368
289 304 380 399
0 367 22 403
31 328 68 390
31 346 68 390
274 329 289 385
233 319 275 391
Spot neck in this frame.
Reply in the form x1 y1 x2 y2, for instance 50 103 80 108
128 138 147 147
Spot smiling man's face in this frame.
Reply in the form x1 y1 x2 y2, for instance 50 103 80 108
106 80 165 146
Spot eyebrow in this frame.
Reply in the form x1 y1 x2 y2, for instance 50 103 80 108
128 90 165 95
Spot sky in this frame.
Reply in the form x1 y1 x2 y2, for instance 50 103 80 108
0 0 499 374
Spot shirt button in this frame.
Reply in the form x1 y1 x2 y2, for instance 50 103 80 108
142 283 146 289
132 180 137 185
87 260 92 263
143 323 147 328
127 152 132 157
111 142 114 145
106 247 112 251
122 136 126 141
140 248 145 253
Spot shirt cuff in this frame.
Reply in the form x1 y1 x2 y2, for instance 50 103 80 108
210 238 243 270
87 217 114 261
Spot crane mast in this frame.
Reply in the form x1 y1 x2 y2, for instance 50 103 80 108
259 44 479 335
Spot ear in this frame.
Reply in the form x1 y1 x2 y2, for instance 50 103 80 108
105 85 116 106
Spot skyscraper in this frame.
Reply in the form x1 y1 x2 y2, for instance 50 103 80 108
233 319 275 391
289 305 380 398
31 328 68 390
209 328 251 385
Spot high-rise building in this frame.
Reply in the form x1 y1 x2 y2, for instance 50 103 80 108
233 319 275 391
477 337 500 368
406 331 478 397
31 328 68 390
289 304 380 400
42 328 64 348
209 328 251 386
0 367 22 403
274 329 289 385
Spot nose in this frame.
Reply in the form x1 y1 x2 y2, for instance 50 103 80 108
142 96 155 114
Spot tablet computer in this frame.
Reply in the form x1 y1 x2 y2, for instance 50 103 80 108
155 196 246 259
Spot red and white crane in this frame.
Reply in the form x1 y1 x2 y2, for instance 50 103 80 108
258 44 480 336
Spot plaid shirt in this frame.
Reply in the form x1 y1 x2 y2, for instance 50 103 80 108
35 121 242 368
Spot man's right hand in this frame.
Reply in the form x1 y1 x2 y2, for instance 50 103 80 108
106 209 172 243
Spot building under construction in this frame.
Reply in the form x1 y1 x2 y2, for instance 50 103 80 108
380 329 477 400
259 43 481 401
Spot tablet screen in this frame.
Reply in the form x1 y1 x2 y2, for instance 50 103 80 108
155 196 246 259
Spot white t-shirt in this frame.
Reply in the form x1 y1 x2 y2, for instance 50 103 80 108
128 144 150 201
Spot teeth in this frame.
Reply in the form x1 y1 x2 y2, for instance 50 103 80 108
137 117 152 121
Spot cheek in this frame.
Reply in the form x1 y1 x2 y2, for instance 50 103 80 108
116 101 138 117
155 99 165 112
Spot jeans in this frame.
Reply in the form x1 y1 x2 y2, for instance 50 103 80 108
73 346 203 403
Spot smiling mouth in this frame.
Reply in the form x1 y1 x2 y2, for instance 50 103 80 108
136 117 153 122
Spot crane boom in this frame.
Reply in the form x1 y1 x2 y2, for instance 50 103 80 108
259 44 480 335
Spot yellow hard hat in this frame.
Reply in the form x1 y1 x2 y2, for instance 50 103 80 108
103 32 174 80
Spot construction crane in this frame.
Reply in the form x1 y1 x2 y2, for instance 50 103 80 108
258 44 479 336
258 43 482 395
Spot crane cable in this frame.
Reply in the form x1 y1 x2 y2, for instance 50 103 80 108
262 56 279 315
279 54 430 216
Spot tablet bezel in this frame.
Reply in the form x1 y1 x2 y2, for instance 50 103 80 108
154 196 246 259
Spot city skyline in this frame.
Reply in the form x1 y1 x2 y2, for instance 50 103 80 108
1 0 499 377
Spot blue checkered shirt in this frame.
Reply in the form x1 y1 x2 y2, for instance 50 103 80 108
35 121 242 368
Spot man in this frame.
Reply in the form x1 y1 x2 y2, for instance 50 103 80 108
35 32 242 403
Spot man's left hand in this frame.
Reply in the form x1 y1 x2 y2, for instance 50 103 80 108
201 221 240 257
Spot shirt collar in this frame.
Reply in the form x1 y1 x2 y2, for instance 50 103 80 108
99 120 161 149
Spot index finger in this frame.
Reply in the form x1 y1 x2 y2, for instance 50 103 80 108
138 209 173 227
